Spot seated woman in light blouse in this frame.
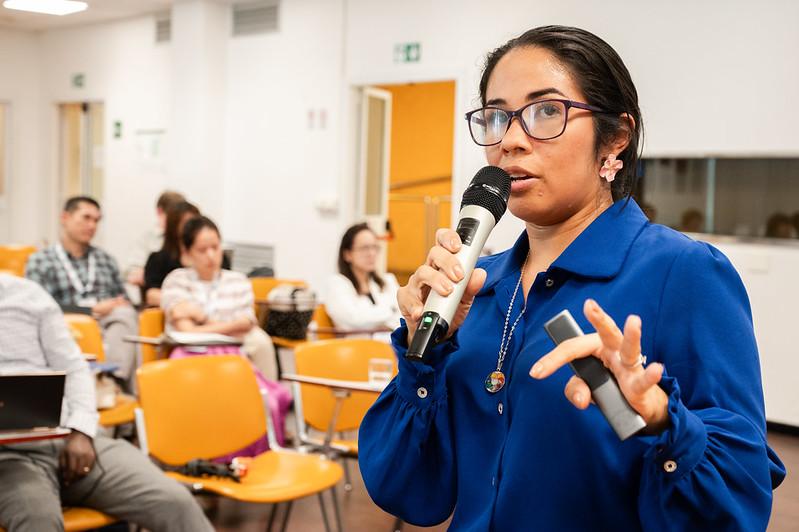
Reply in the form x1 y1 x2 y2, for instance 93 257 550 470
160 216 289 450
325 223 401 335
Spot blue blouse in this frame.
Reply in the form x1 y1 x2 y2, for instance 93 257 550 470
359 199 786 531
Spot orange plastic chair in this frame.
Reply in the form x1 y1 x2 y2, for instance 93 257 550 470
292 338 396 490
63 314 137 430
138 308 166 364
136 355 344 531
0 507 115 532
311 304 336 340
250 277 307 325
0 245 36 277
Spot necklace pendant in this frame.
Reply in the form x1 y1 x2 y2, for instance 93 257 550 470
484 371 506 393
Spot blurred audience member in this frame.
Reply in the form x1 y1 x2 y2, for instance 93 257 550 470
160 216 290 450
325 223 400 334
765 212 797 239
0 274 213 532
124 190 185 292
679 208 705 233
25 197 138 392
161 216 278 380
143 201 200 307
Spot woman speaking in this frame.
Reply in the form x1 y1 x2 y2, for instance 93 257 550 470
358 26 785 530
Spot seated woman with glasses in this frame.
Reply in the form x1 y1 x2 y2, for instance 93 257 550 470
161 216 291 452
359 25 784 531
324 223 401 338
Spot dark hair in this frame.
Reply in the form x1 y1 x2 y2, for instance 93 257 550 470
479 25 643 200
156 190 185 212
338 223 385 292
765 213 794 239
181 215 220 250
161 201 200 259
63 196 100 213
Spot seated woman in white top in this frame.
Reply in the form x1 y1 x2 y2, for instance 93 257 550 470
160 216 277 380
325 223 401 334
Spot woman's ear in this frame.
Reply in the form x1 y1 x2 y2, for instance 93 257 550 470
607 113 635 155
343 250 353 264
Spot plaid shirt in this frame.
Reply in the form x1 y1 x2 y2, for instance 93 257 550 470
25 244 127 307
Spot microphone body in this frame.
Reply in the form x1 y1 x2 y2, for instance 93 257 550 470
406 167 510 363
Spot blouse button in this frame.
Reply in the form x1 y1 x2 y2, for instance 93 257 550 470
544 278 555 288
663 460 677 473
416 387 428 399
497 402 504 415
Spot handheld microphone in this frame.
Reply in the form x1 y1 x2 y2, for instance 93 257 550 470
405 166 511 363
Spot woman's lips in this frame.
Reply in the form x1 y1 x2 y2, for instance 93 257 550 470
509 174 539 193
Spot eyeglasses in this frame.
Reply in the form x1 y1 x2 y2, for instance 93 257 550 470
465 98 610 146
352 244 380 254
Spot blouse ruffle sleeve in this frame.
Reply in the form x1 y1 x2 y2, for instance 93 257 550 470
637 242 786 531
358 321 460 526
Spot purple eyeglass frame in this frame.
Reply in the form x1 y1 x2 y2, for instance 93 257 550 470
465 98 612 146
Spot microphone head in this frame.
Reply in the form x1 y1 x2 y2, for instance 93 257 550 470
460 166 511 224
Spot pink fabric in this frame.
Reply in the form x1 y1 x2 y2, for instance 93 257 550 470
169 346 293 462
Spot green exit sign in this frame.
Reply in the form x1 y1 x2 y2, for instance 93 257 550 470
394 42 421 63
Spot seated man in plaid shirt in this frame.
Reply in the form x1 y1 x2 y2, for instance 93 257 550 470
25 196 138 391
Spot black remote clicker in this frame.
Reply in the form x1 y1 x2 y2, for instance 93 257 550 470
543 309 647 440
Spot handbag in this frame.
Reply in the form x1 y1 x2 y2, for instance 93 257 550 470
263 284 316 340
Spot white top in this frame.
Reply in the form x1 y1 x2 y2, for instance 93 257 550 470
0 274 98 437
160 268 256 333
324 272 401 331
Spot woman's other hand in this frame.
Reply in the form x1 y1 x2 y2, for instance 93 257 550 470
397 228 486 344
530 299 669 434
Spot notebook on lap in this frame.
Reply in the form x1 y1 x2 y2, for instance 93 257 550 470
0 372 66 435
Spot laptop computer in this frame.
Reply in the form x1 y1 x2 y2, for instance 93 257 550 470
0 372 66 432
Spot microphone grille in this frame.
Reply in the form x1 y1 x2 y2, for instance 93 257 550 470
460 166 511 224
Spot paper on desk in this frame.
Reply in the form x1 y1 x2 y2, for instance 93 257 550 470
166 331 242 345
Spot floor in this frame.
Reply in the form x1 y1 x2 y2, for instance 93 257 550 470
205 429 797 532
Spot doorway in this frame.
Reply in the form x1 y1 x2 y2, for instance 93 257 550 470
357 81 456 284
58 102 104 202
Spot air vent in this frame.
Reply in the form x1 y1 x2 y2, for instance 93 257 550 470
155 14 171 43
232 1 279 36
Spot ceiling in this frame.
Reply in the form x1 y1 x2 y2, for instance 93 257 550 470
0 0 181 31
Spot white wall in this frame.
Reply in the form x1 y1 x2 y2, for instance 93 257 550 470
0 30 41 245
223 0 347 290
37 15 173 269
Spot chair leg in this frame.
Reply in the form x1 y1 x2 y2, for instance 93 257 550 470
342 457 353 492
331 485 344 532
279 500 293 532
318 492 332 532
266 502 279 532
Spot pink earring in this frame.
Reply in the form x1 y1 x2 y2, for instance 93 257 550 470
599 154 623 183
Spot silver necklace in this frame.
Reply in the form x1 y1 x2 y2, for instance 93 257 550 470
485 251 530 393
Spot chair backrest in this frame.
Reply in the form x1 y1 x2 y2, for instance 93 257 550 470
293 339 396 433
0 245 36 277
249 277 307 301
312 304 335 340
250 277 307 324
64 313 105 361
136 355 267 465
139 308 166 364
